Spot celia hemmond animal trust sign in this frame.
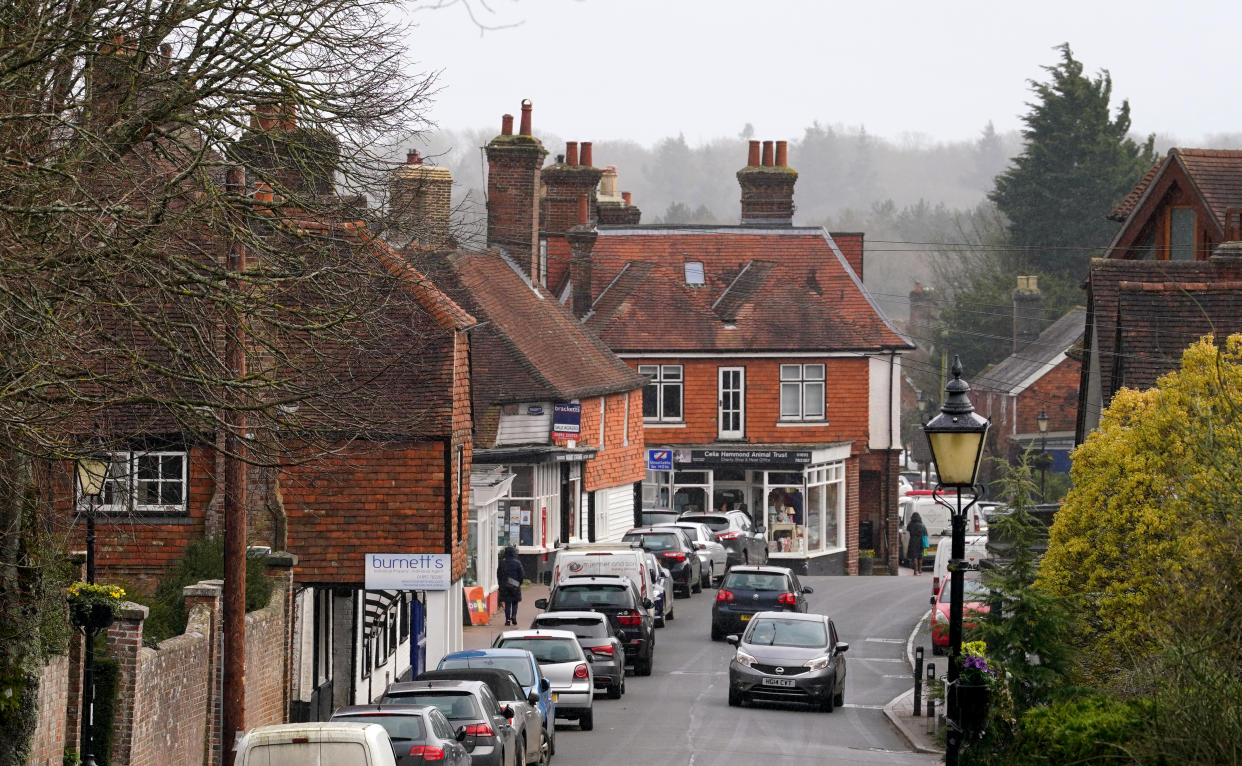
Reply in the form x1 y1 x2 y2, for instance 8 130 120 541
365 553 452 590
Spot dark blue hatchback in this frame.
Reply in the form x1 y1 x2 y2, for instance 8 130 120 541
710 565 813 641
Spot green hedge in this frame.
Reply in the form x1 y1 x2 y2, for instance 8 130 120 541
1005 695 1150 765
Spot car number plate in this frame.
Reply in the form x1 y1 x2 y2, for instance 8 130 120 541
739 614 751 621
761 677 796 688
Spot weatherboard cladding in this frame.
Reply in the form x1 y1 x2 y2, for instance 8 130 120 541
974 308 1086 395
583 227 911 353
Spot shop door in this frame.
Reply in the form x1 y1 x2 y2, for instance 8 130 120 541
718 367 745 439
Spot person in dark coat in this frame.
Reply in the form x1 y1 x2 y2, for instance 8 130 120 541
906 512 928 575
497 545 525 625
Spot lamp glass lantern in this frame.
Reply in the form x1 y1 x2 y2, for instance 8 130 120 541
923 357 990 488
77 457 109 497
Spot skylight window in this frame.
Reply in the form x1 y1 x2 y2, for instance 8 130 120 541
684 261 705 286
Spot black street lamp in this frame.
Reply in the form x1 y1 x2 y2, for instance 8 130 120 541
923 356 989 766
1036 409 1049 500
76 456 109 766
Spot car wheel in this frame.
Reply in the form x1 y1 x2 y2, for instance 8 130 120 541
531 729 550 766
833 683 845 708
548 725 556 757
710 623 723 641
579 708 594 731
692 575 703 594
728 686 743 707
607 677 623 699
821 683 836 713
655 610 665 628
666 601 675 620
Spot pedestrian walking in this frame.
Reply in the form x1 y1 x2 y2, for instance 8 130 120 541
906 512 928 575
497 545 525 625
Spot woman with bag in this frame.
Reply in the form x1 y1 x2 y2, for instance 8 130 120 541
906 512 928 575
497 545 525 625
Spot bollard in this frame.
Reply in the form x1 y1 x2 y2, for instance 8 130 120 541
913 646 924 716
925 664 937 734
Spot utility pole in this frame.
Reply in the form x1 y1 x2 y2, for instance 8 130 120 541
223 165 248 764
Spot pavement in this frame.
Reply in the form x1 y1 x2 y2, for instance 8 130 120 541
466 571 946 761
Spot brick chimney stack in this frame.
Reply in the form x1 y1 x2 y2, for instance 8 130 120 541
737 139 797 225
237 102 340 196
486 99 548 277
542 140 602 237
389 148 453 249
597 166 643 226
568 195 598 319
907 282 938 353
1012 275 1042 351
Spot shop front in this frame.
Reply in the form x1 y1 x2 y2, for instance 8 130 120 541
643 443 853 575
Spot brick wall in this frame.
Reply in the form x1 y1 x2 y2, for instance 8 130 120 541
578 389 646 492
485 135 546 277
26 655 68 766
1020 357 1080 434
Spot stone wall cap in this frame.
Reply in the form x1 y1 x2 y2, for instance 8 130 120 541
266 551 298 567
184 581 224 598
119 601 149 620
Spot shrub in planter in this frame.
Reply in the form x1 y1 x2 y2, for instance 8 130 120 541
66 583 126 629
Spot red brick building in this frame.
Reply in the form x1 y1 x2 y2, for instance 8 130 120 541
497 127 915 574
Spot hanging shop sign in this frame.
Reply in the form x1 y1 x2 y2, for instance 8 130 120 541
551 401 582 441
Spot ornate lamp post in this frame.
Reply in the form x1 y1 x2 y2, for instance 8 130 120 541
1036 409 1049 500
76 456 109 766
923 357 990 766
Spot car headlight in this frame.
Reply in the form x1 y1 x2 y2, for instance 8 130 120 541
806 655 831 671
735 649 757 668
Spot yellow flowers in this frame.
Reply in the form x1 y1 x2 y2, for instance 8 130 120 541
66 582 125 600
963 641 988 659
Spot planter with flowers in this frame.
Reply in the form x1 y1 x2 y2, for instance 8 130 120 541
953 640 997 731
67 582 126 631
858 549 876 575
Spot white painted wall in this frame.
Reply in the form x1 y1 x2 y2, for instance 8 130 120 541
868 354 903 451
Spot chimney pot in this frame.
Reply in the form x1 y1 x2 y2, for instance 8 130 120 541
519 99 532 136
580 142 593 167
775 140 788 167
761 141 774 167
501 113 514 136
622 191 632 206
747 140 761 167
565 141 579 166
406 149 422 165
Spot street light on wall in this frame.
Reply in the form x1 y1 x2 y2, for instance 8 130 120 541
75 455 109 766
1036 409 1049 500
922 356 989 766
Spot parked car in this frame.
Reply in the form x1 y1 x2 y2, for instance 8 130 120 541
492 628 595 730
330 705 471 766
929 533 989 604
711 565 813 641
236 722 397 766
643 552 673 627
436 648 555 759
639 508 681 527
380 678 518 766
931 573 991 655
536 575 655 676
726 611 849 711
530 611 626 699
656 521 728 587
679 510 767 567
416 668 545 766
622 526 703 597
549 545 654 608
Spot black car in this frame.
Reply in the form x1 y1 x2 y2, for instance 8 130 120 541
679 510 767 568
710 565 813 641
380 678 518 766
535 574 656 676
726 611 849 712
621 526 703 597
330 703 472 766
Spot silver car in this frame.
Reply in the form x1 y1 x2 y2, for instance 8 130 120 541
658 521 728 587
493 628 596 730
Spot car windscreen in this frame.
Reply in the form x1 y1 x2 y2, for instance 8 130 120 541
332 714 425 742
682 515 729 532
531 616 608 638
722 572 787 592
496 637 580 664
622 532 679 551
672 525 704 542
550 584 631 609
437 656 535 686
381 692 479 720
744 618 827 648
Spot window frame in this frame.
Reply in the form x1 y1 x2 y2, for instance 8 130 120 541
93 450 189 515
779 364 826 422
639 364 684 423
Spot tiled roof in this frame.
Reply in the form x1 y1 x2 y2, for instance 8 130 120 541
583 226 912 353
1110 148 1242 225
974 308 1086 395
412 248 646 416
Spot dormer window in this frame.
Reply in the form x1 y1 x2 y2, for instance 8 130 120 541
684 261 705 286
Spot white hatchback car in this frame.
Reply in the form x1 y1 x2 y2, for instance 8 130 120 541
492 628 596 730
656 521 728 587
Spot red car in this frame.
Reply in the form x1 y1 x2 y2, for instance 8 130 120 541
930 575 991 655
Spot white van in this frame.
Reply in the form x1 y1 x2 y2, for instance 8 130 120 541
235 722 397 766
898 492 988 569
551 545 654 609
928 533 989 604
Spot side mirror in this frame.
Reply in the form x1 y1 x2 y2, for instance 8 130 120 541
693 541 706 549
802 586 814 594
834 642 850 654
527 690 540 705
540 678 551 693
534 598 548 609
725 635 740 646
502 704 514 719
641 598 654 610
455 726 468 742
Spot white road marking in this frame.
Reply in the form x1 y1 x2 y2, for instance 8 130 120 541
841 703 886 710
852 657 906 663
865 637 905 644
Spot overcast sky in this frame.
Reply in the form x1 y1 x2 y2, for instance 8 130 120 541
404 0 1239 148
